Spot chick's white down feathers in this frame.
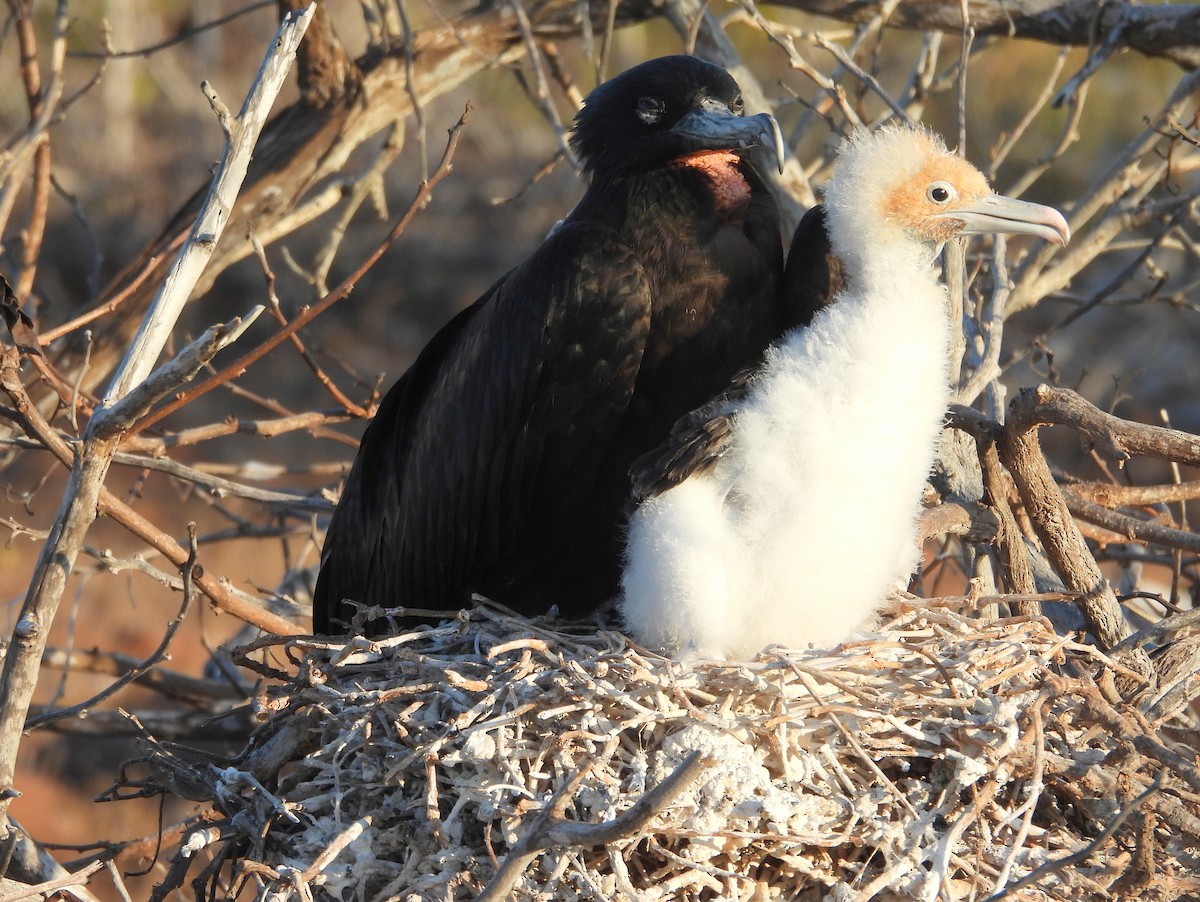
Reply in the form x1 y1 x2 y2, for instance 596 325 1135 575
620 125 1067 660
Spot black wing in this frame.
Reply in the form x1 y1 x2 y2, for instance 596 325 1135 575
313 222 651 634
627 366 754 504
311 300 479 635
782 204 844 329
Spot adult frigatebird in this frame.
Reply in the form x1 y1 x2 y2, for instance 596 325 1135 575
313 55 794 635
621 124 1070 659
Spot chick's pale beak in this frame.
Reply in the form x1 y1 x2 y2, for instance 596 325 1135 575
670 102 786 174
936 194 1071 246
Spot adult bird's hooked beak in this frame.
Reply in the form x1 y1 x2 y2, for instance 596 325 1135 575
670 99 786 174
936 194 1071 246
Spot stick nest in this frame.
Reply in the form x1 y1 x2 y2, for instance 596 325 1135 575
145 604 1200 900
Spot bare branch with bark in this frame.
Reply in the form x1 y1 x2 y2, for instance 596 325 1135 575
0 5 315 866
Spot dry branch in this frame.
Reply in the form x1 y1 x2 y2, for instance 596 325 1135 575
35 708 251 741
1063 490 1200 554
0 860 102 902
947 404 1040 606
1010 385 1200 468
92 308 263 436
982 774 1164 902
1 0 66 300
1008 64 1200 316
0 817 99 902
773 0 1200 69
2 266 307 634
25 526 200 731
945 386 1200 694
999 388 1152 684
37 646 244 704
0 6 315 849
43 0 1199 412
1069 479 1200 508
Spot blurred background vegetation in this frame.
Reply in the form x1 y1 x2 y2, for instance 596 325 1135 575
0 0 1197 897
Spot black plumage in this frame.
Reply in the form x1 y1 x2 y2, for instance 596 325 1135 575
629 204 844 502
313 55 795 635
783 205 844 329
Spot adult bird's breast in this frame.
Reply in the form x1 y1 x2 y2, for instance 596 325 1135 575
620 163 783 376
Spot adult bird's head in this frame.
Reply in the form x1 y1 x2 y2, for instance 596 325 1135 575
823 124 1070 266
570 55 785 180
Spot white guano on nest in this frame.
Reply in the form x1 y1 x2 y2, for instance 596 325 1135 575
177 603 1199 901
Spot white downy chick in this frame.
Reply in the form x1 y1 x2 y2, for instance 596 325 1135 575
621 124 1070 659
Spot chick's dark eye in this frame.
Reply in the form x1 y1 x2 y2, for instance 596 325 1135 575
636 96 665 124
730 95 744 115
927 181 956 204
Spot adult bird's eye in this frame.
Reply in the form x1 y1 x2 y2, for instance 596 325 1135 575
927 181 956 204
636 96 665 124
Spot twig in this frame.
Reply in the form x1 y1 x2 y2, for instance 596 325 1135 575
509 0 577 168
956 234 1009 409
796 671 918 817
105 448 334 513
0 859 104 902
811 32 911 124
476 751 710 901
148 820 235 902
1063 490 1200 554
68 0 276 59
3 0 68 299
1112 606 1200 654
123 408 354 454
307 120 407 299
946 405 1039 603
56 812 219 871
224 374 357 436
91 307 264 436
1052 6 1127 109
33 707 250 740
770 0 1200 69
38 252 166 344
916 498 998 544
985 50 1070 181
1 348 304 635
1006 205 1188 375
1068 479 1200 507
38 646 243 704
982 773 1162 902
1012 385 1200 468
131 104 470 435
880 591 1072 614
24 525 201 730
0 816 101 902
298 816 372 882
1009 66 1200 314
102 860 133 902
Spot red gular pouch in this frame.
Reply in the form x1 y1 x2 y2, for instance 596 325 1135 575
676 150 752 219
